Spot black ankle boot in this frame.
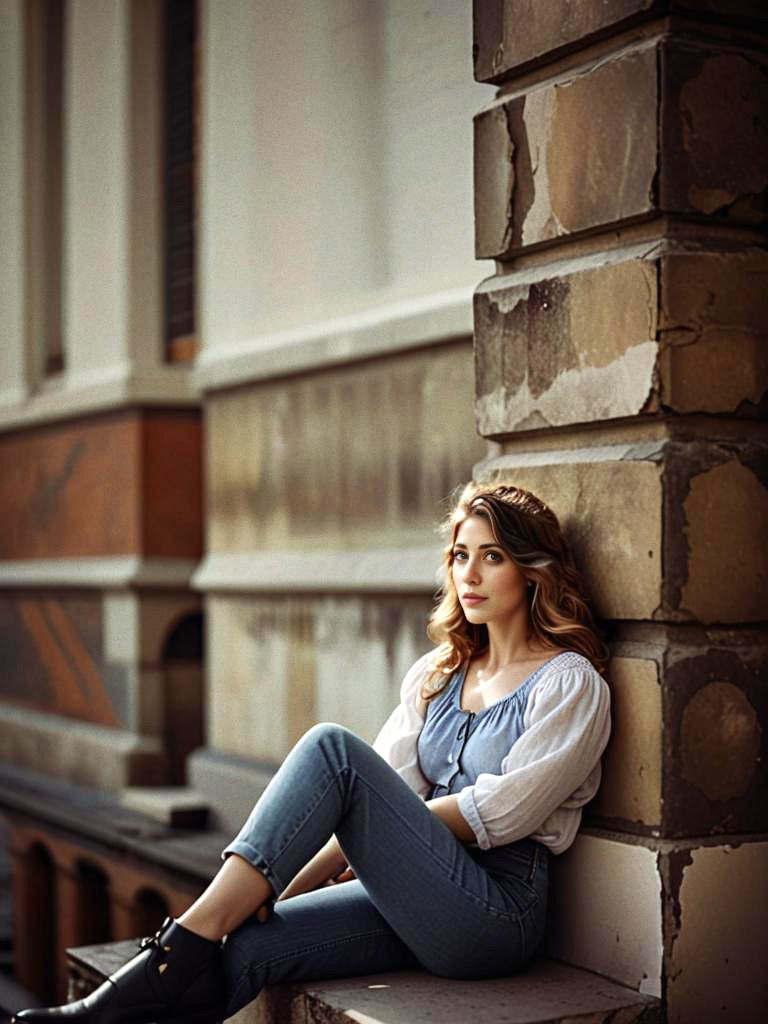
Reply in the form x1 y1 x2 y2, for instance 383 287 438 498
12 917 225 1024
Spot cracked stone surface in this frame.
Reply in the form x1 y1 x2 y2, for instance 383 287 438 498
474 247 768 435
661 46 768 227
474 257 659 433
473 0 768 84
474 46 657 258
659 249 768 415
474 38 768 259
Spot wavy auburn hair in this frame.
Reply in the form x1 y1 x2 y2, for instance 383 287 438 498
423 482 609 700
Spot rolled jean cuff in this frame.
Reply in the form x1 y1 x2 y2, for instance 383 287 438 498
221 838 287 895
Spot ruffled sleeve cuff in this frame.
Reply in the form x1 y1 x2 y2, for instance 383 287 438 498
457 785 491 850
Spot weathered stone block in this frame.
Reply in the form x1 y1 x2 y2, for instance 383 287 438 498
475 40 768 259
473 0 768 84
546 832 663 994
664 839 768 1024
662 641 767 836
475 46 658 257
664 446 767 624
473 0 655 83
547 830 768 1019
477 439 768 624
659 249 768 416
473 246 768 433
474 255 659 433
592 656 663 829
661 45 768 225
588 637 766 839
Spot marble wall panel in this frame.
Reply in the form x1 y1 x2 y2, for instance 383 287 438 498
0 410 202 560
208 593 431 762
206 340 484 555
0 590 119 726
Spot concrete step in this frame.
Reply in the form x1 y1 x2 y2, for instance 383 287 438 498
65 940 661 1024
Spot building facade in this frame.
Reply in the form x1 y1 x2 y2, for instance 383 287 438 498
0 1 766 1021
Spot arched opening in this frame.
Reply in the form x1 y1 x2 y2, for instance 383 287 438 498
161 611 205 784
18 842 56 1002
73 859 111 946
134 888 170 939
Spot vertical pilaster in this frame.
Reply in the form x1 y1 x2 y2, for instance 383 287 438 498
64 0 164 388
471 3 768 1020
0 0 30 406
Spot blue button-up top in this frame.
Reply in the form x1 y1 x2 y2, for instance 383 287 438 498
372 649 611 853
418 657 558 798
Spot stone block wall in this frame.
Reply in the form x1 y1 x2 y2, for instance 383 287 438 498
472 2 767 1020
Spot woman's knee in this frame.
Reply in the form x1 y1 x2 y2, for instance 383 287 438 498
299 721 358 754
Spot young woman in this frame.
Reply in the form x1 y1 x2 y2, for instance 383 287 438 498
15 483 611 1024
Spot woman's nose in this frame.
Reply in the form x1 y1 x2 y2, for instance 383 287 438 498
464 558 481 583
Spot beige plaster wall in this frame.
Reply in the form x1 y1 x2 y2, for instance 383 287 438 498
200 0 493 350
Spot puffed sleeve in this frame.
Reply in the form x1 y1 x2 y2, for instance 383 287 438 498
372 651 434 799
456 663 611 850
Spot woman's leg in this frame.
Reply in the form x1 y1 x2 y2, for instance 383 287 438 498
220 881 419 1020
217 722 548 982
177 853 271 940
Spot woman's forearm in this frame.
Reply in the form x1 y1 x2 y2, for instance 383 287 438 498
426 794 476 842
277 835 347 901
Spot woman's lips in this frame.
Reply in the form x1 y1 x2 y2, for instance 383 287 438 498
462 595 487 606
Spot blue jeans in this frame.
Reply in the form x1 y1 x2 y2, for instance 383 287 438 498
219 723 549 1020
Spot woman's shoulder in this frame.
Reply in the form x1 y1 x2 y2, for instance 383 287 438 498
398 649 439 694
526 651 610 720
536 650 607 688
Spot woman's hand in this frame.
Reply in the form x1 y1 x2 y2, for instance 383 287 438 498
324 865 356 886
274 836 348 903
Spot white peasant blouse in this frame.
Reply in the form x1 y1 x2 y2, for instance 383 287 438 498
372 650 612 855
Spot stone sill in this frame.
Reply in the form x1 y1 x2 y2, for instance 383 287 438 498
66 939 661 1024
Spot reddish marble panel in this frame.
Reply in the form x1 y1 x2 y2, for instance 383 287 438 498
0 414 141 560
0 409 202 560
0 591 119 727
141 411 203 558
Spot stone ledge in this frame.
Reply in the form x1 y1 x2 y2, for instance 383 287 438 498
0 761 226 886
65 941 661 1024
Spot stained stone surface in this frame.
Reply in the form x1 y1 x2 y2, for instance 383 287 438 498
474 246 768 435
474 39 768 260
591 656 663 829
473 0 768 84
474 47 658 258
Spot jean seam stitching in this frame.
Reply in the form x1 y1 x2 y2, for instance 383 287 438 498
252 770 342 886
226 925 396 1015
353 774 538 923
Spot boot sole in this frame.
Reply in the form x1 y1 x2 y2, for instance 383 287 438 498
12 1009 222 1024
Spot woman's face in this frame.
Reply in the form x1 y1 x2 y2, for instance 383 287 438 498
450 513 529 627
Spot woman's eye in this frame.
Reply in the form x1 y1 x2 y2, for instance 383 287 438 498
452 550 467 561
485 551 503 562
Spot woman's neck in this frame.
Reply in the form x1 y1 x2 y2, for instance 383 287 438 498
480 617 549 672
